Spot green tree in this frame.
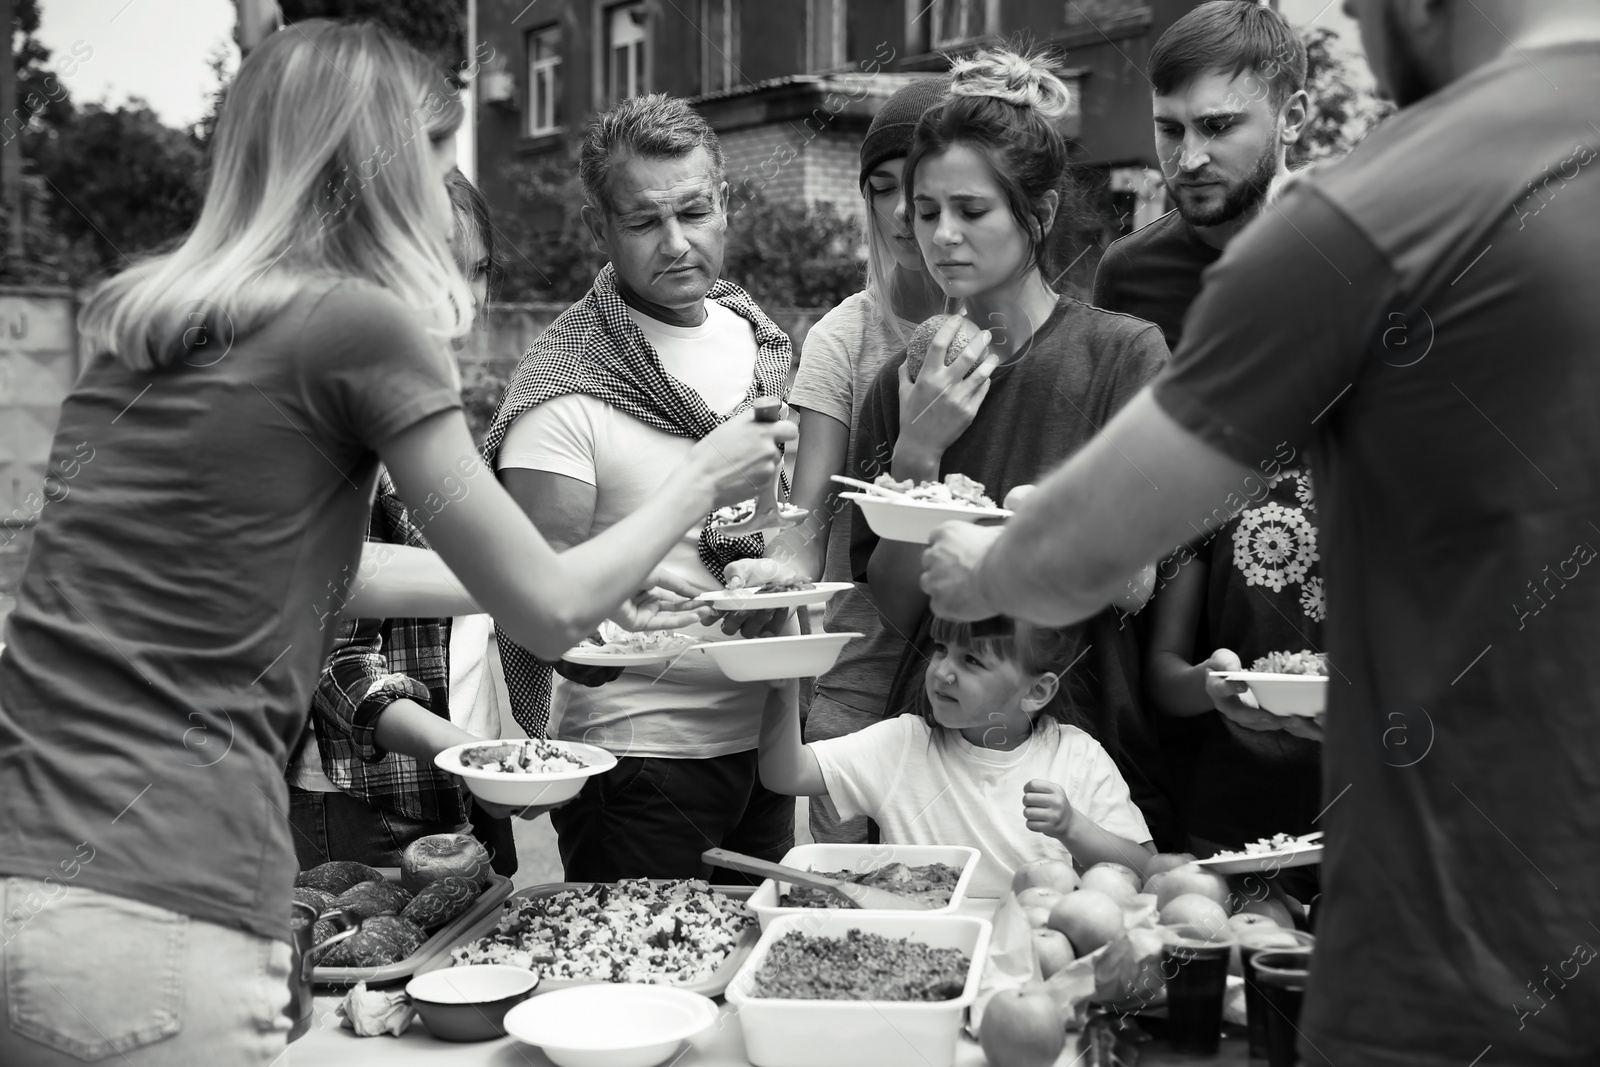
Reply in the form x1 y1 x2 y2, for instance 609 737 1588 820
278 0 466 70
1294 26 1395 165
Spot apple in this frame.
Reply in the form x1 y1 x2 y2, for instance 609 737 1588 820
1032 928 1076 978
1148 864 1230 911
1227 912 1280 938
1080 863 1141 905
1047 888 1125 956
1143 852 1199 877
1158 892 1230 936
979 988 1067 1067
1022 905 1055 929
1011 858 1080 897
1015 887 1065 912
1238 896 1295 928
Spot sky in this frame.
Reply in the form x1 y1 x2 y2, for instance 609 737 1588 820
36 0 238 129
32 0 1372 133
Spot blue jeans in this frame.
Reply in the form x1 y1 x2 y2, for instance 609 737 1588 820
0 878 291 1065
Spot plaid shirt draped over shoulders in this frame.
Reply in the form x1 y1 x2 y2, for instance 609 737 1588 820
303 472 469 825
479 263 794 738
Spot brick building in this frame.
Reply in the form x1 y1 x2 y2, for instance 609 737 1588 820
469 0 1218 238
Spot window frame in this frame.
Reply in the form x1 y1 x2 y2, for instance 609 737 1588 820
605 1 649 104
525 23 562 136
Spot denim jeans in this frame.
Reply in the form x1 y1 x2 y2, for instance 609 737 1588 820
0 878 291 1065
287 786 473 870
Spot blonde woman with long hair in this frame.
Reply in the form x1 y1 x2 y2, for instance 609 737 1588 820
758 78 947 844
0 21 788 1064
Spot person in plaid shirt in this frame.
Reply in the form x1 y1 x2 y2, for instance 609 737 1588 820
286 172 518 873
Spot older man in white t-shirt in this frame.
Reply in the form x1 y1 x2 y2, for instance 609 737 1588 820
482 94 797 881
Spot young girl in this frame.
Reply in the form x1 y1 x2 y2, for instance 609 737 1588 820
757 77 949 844
0 22 784 1064
759 616 1154 896
848 47 1179 847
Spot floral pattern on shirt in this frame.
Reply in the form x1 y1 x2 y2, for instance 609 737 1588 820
1232 472 1321 615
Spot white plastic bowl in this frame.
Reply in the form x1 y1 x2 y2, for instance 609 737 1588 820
726 912 991 1067
694 633 861 682
1215 672 1327 716
747 844 981 930
503 984 718 1067
434 740 617 807
842 492 1010 545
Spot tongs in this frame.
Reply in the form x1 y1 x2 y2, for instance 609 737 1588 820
712 397 808 538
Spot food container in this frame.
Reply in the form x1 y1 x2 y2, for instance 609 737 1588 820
405 964 539 1041
725 912 992 1067
503 984 719 1067
1211 672 1326 716
693 633 861 682
841 492 1010 545
747 844 981 930
435 739 617 806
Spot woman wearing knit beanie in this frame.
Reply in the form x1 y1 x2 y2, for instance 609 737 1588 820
763 76 949 843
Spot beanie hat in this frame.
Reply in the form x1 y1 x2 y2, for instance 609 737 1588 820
858 75 952 188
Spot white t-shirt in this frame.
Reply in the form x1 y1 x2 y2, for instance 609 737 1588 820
496 299 768 758
812 715 1153 896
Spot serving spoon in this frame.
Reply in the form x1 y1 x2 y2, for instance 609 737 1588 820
711 398 809 538
701 848 929 910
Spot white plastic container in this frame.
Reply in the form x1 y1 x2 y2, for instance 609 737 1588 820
725 912 992 1067
1211 671 1327 716
746 844 981 931
692 633 861 682
434 740 616 806
841 492 1010 545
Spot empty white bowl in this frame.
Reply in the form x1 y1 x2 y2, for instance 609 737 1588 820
694 633 861 682
842 492 1010 545
503 984 719 1067
434 740 617 807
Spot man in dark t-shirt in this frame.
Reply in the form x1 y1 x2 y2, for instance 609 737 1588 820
922 3 1600 1063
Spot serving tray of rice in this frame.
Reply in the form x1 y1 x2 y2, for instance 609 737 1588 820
430 878 759 996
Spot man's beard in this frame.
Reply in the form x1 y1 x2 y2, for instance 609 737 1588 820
1170 147 1277 228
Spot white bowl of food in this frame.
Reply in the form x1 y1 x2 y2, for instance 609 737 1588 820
840 474 1011 545
1212 651 1329 717
693 633 861 682
435 738 616 807
503 984 718 1067
747 844 981 930
725 912 991 1067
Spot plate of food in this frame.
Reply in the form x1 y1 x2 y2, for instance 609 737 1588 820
840 473 1011 544
693 632 862 682
561 620 698 667
709 499 808 531
297 837 516 986
435 738 616 807
695 579 853 612
1211 650 1329 717
1193 832 1325 875
434 879 760 998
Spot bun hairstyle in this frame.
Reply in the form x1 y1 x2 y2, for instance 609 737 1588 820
906 47 1083 282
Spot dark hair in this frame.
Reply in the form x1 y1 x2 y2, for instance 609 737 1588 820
904 47 1084 282
1149 0 1307 107
445 167 497 286
919 615 1093 733
579 93 725 215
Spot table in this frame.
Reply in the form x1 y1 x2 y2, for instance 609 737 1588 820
290 896 1253 1067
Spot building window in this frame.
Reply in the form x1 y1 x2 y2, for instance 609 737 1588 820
607 2 648 102
911 0 995 51
807 0 845 71
700 0 740 94
526 25 561 135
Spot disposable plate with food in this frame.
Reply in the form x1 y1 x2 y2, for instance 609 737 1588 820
561 621 699 667
694 580 853 611
692 632 862 682
708 500 808 530
1210 671 1328 717
435 739 616 807
1194 834 1325 875
841 492 1011 545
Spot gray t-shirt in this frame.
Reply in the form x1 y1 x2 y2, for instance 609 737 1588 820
0 279 463 942
787 290 906 720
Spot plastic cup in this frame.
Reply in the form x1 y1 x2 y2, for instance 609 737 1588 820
1252 950 1313 1067
1239 931 1314 1057
1159 923 1236 1055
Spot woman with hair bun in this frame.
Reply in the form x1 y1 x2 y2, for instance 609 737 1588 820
850 46 1182 849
